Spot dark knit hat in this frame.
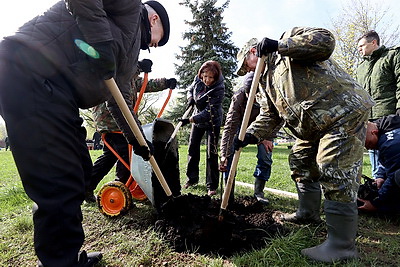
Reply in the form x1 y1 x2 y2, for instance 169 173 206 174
144 1 170 46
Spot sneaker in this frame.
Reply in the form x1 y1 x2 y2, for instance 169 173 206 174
184 181 198 189
84 191 97 203
208 190 217 196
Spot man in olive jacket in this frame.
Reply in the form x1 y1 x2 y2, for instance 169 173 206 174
235 28 374 263
0 1 170 266
356 30 400 181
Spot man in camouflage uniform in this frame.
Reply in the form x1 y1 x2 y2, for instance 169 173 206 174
356 30 400 181
85 59 177 202
235 27 374 263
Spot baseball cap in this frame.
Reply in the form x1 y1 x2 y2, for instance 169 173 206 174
144 1 170 46
235 38 258 76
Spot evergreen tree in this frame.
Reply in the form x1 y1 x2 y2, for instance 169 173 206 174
165 0 239 128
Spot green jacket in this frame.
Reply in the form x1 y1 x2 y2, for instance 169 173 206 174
247 27 375 141
356 45 400 120
93 76 170 133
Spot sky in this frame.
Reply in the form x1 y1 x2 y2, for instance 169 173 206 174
0 0 399 125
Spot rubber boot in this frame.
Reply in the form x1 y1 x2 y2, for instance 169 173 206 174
301 200 358 263
254 178 269 205
282 182 322 224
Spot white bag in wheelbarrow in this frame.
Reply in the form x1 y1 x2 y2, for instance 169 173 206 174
130 118 181 209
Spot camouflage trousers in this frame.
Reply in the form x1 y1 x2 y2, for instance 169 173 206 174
288 112 369 203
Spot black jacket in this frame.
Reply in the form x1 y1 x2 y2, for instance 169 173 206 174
3 0 144 143
187 75 225 128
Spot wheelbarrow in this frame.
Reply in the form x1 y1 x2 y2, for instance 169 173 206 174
96 78 180 217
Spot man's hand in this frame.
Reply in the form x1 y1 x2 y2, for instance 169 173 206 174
261 140 274 152
234 133 258 151
166 78 177 89
138 59 153 73
357 198 378 212
256 37 278 57
178 118 190 126
374 178 385 189
131 139 154 161
89 41 116 80
219 157 228 172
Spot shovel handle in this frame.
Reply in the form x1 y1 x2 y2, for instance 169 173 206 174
166 105 193 145
220 56 266 211
133 72 148 113
104 78 172 196
157 88 172 118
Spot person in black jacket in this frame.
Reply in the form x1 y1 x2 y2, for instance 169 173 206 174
358 115 400 214
179 60 225 196
0 1 170 266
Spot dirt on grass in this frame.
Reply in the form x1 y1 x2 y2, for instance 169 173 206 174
154 193 287 257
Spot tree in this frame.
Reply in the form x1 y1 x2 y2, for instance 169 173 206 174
330 0 400 77
165 0 239 132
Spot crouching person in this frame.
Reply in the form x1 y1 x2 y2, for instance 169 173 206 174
358 115 400 215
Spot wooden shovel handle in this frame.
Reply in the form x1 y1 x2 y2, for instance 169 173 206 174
220 56 266 211
104 78 172 196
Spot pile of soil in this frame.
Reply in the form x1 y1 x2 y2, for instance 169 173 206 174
154 193 287 256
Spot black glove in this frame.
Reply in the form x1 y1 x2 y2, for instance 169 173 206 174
132 139 154 161
396 109 400 116
166 78 177 89
138 59 153 73
88 41 116 80
178 118 190 126
234 133 258 151
256 37 279 57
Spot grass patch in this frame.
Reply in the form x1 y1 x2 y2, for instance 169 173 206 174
0 145 397 266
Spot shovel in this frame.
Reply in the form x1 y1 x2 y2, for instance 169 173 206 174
218 56 266 222
164 104 193 149
104 78 173 198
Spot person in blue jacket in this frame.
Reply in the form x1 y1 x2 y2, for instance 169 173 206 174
358 115 400 214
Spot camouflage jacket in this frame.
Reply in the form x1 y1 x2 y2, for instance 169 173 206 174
247 27 375 141
93 75 170 133
356 45 400 120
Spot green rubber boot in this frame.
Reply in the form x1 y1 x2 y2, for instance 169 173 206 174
301 200 358 263
282 182 322 224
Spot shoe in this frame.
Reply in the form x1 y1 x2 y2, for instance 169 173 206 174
84 191 97 203
37 251 103 267
184 181 197 189
208 190 217 196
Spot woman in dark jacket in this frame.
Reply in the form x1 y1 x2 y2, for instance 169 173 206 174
180 61 225 196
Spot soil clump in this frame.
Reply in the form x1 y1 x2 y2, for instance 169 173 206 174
155 193 287 256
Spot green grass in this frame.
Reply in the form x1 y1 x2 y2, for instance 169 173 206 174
0 145 398 267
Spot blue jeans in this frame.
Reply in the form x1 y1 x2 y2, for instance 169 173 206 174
224 143 273 181
254 143 273 181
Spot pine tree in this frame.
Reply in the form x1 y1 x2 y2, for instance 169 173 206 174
165 0 239 127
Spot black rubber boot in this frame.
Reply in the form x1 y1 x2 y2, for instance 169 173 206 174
301 200 358 262
254 178 269 205
282 182 322 224
78 251 103 267
37 251 102 267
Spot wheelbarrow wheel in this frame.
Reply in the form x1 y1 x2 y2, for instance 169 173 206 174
97 181 133 217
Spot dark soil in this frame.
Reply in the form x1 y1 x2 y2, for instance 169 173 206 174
154 193 287 257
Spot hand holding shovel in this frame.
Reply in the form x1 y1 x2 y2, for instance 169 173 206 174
218 56 266 221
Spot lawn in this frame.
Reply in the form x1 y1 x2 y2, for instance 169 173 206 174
0 144 399 266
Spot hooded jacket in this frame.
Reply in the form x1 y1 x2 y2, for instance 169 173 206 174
247 27 375 141
2 0 145 143
356 45 400 120
187 75 225 128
